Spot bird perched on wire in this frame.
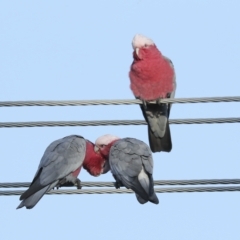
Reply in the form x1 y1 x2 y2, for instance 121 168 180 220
94 134 159 205
17 135 106 209
129 34 176 153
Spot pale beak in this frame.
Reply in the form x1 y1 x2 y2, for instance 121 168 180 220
94 146 99 153
135 47 139 57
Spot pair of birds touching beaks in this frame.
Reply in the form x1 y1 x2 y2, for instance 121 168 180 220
17 34 176 209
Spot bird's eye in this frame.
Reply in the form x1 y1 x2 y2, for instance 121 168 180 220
100 144 104 148
144 44 148 47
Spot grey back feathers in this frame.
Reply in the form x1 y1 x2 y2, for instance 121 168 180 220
109 138 159 204
17 135 86 209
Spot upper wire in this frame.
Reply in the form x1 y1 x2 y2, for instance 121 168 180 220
0 96 240 107
0 118 239 128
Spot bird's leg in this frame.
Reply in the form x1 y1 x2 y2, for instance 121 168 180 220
156 98 161 105
59 182 77 187
75 178 82 189
55 178 82 189
142 100 148 110
156 97 170 117
54 178 67 189
114 180 124 189
112 174 124 189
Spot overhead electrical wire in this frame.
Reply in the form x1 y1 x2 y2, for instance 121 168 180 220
1 179 240 196
1 179 240 188
0 96 240 107
1 186 240 196
0 96 239 197
0 117 239 128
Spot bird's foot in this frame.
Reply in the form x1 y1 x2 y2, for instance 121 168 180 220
56 178 80 189
55 178 67 189
75 178 82 189
114 181 123 189
141 100 148 110
156 98 163 106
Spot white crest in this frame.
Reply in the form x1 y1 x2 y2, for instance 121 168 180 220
95 134 120 146
132 34 155 49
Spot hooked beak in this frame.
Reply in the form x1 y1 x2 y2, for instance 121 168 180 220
133 48 141 60
94 146 99 153
135 47 139 57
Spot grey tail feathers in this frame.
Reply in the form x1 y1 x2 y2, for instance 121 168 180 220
140 103 172 153
135 193 148 204
20 168 43 200
148 192 159 204
148 122 172 152
17 181 57 209
137 167 159 205
135 192 159 204
147 173 159 204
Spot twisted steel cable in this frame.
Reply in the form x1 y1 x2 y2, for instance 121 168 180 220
1 179 240 188
0 96 240 107
0 117 239 128
1 186 240 196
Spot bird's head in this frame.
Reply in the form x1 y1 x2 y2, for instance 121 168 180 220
94 134 120 159
132 34 159 60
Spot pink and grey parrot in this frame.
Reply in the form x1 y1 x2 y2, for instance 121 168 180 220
94 134 159 204
17 135 105 209
129 34 176 153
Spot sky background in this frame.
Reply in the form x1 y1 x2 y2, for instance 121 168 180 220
1 1 240 239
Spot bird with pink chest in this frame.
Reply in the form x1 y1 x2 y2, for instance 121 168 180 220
17 135 106 209
129 34 176 153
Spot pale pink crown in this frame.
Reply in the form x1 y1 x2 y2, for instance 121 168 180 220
95 134 120 146
132 34 155 49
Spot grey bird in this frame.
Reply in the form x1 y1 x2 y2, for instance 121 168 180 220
94 134 159 204
17 135 86 209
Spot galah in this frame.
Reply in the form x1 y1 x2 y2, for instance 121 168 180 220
129 34 176 153
17 135 106 209
94 134 159 204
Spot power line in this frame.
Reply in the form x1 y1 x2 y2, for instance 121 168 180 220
0 96 240 107
0 117 239 128
1 97 239 197
1 179 240 188
1 186 240 196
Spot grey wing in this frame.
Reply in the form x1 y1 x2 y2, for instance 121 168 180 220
20 135 86 200
163 55 177 102
109 138 157 203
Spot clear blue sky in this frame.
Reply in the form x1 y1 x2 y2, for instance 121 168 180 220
1 1 240 239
